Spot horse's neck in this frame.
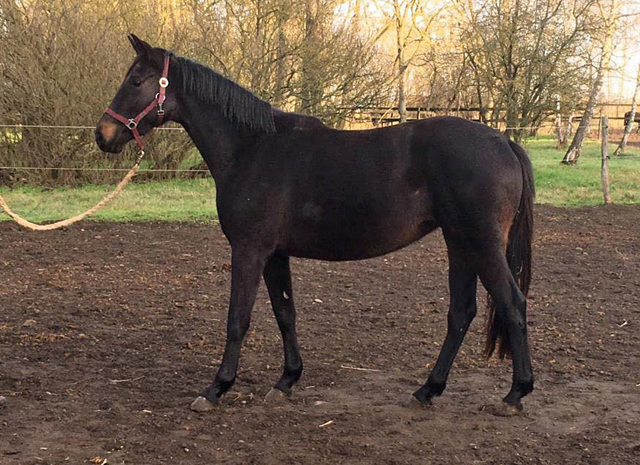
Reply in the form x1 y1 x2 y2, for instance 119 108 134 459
177 96 245 183
176 98 322 182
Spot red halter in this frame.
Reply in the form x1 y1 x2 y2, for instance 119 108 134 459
104 52 171 154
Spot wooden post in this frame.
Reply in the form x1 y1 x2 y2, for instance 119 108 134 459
601 116 612 205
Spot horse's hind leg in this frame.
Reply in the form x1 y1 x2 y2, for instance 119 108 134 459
477 250 533 414
413 244 478 405
263 253 303 400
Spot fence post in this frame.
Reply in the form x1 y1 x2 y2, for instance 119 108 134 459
601 116 612 205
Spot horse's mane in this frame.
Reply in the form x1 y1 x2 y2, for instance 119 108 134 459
174 55 276 133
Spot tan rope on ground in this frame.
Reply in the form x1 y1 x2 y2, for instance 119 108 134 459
0 160 141 231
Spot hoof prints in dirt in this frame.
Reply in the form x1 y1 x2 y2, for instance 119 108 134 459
1 205 639 464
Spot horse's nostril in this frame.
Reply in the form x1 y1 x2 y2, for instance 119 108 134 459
95 128 105 145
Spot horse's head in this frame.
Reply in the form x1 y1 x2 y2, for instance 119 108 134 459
95 34 176 153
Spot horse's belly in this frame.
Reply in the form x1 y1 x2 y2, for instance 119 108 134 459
286 214 439 261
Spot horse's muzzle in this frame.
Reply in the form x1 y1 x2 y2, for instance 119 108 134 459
95 120 125 153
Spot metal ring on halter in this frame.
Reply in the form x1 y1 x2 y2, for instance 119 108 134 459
159 77 169 88
155 94 165 116
126 119 138 129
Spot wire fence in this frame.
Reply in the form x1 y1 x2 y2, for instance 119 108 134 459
0 124 185 131
2 121 640 175
0 123 198 174
0 166 210 172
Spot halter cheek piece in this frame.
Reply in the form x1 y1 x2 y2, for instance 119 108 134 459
104 52 171 155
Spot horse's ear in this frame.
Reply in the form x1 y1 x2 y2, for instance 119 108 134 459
127 34 138 53
127 33 153 57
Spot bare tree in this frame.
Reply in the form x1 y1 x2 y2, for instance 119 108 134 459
375 0 433 123
458 0 597 142
1 0 393 186
562 0 619 165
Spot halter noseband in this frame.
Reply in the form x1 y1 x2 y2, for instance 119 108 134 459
104 52 171 154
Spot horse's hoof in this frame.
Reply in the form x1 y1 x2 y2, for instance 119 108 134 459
405 394 432 410
264 388 290 403
488 401 522 417
190 396 217 412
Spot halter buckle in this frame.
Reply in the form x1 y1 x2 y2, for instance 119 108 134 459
155 93 165 116
126 119 138 130
159 77 169 88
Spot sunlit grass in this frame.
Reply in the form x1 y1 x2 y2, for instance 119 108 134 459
0 178 217 223
523 137 640 206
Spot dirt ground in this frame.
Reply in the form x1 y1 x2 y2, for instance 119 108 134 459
1 204 639 465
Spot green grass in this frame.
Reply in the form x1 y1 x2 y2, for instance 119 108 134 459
1 138 639 223
0 178 217 223
524 138 640 206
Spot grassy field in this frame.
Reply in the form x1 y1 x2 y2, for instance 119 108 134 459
0 178 217 223
1 138 639 224
524 138 640 206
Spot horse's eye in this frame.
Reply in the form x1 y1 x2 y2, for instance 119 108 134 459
130 77 142 87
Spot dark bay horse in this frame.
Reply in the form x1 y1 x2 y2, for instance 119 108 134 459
96 35 535 416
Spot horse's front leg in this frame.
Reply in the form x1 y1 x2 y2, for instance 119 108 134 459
191 246 267 412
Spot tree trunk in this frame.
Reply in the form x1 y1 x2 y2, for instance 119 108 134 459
555 114 574 148
398 64 407 123
562 0 617 165
505 103 520 142
562 51 606 164
273 11 287 108
395 10 407 124
555 110 563 146
614 61 640 156
562 115 574 146
300 0 323 115
554 98 572 148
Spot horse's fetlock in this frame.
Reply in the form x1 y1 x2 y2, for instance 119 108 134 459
425 379 447 396
518 378 534 395
285 364 303 382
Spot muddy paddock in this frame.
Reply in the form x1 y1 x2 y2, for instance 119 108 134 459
1 205 639 464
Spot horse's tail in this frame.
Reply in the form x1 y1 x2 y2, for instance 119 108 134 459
485 140 535 358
